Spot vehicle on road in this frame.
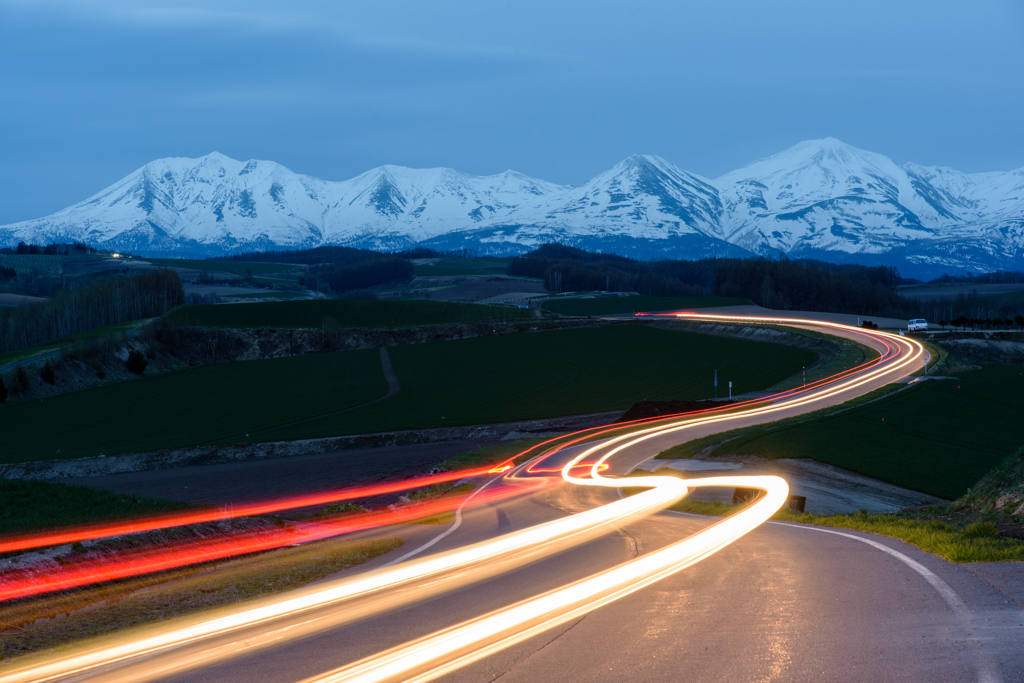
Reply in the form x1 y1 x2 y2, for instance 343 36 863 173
908 319 928 332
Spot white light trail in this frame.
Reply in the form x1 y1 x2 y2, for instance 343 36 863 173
0 315 925 683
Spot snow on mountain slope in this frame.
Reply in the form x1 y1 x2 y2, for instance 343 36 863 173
319 165 567 250
715 138 962 255
465 154 727 249
1 142 1022 276
0 154 567 254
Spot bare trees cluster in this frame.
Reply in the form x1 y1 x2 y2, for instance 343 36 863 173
508 244 907 316
0 269 184 353
913 291 1024 330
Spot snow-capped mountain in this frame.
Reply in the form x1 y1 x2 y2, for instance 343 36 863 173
0 153 566 255
418 154 748 259
2 140 1022 278
715 138 1024 275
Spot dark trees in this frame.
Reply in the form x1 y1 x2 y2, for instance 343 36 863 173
39 361 56 385
126 350 148 375
0 269 184 353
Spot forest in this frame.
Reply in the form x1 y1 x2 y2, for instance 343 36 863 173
507 244 1024 322
0 269 184 353
215 245 413 294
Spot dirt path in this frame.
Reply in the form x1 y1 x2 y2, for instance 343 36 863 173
379 347 399 398
206 347 402 445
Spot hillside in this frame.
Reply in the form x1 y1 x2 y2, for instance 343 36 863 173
2 139 1023 278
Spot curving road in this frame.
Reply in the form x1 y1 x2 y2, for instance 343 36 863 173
4 314 1023 683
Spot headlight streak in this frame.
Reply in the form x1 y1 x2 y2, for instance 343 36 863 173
296 317 924 682
0 483 541 602
0 317 894 562
0 325 895 601
0 315 925 683
301 476 788 683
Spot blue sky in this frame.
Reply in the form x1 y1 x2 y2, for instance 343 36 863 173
1 0 1023 224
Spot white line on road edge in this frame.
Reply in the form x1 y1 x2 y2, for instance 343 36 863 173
382 475 501 567
661 510 1003 682
773 522 1003 683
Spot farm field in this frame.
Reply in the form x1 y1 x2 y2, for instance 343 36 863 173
242 324 817 444
896 282 1024 300
412 258 511 277
0 479 194 535
222 291 309 300
147 258 299 276
687 365 1024 500
0 324 816 463
0 253 96 276
542 295 748 317
0 348 387 463
165 299 535 328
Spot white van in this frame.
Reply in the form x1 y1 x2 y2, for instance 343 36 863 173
908 319 928 332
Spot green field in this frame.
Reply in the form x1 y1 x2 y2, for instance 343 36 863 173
233 324 817 444
165 299 535 328
147 258 299 276
411 258 512 276
0 324 815 462
0 480 194 535
222 291 309 300
541 296 749 317
993 289 1024 302
412 258 512 277
0 254 68 276
0 349 387 462
685 366 1024 500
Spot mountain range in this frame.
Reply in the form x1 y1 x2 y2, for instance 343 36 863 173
3 138 1022 279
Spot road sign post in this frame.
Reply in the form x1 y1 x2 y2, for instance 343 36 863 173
714 369 718 399
729 381 732 399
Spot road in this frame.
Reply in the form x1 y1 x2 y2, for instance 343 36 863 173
3 314 1023 683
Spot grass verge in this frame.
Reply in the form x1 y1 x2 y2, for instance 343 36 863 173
0 536 402 660
437 438 553 472
761 325 878 391
622 469 1024 563
668 498 1024 563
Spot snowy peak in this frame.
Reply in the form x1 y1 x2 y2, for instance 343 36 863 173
1 143 1022 277
717 138 908 212
534 153 722 238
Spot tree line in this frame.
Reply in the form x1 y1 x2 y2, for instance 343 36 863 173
508 244 907 316
213 245 413 294
0 242 95 256
913 291 1024 330
0 269 184 353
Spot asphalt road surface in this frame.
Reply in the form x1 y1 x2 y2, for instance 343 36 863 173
6 315 1023 683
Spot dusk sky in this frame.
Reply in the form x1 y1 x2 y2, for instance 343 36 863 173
2 0 1023 225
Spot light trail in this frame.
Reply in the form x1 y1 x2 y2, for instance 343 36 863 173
298 315 924 682
0 314 925 683
0 467 501 555
0 481 545 602
0 318 894 599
